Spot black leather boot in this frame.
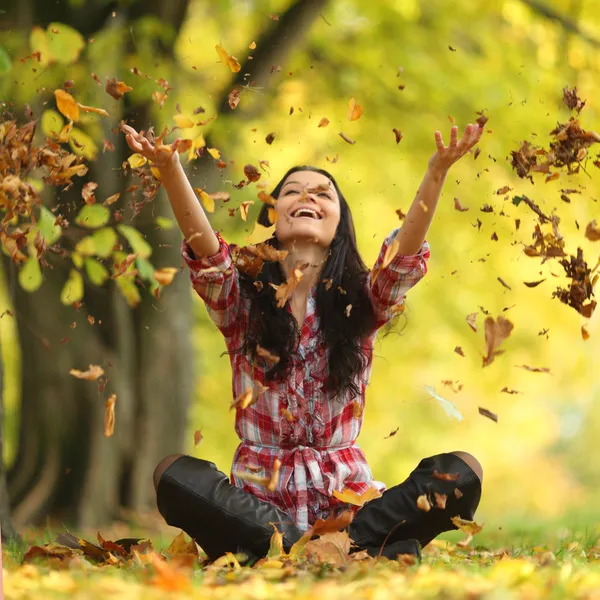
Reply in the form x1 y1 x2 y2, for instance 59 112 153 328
156 455 303 561
349 452 482 552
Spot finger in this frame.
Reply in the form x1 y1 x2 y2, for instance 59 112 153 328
121 122 138 136
126 134 143 153
458 124 475 149
434 131 445 152
449 126 459 147
140 137 154 153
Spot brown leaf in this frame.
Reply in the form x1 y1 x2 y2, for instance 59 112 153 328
516 364 551 373
311 510 354 536
256 344 280 364
454 346 465 357
466 312 478 332
581 325 590 340
393 128 403 144
478 406 498 422
384 427 399 439
305 532 351 566
70 364 104 381
82 181 98 204
105 78 133 100
318 117 329 127
454 197 469 211
265 132 276 145
233 457 281 492
339 132 355 145
244 164 261 182
433 470 460 482
434 492 447 509
271 264 305 308
585 220 600 241
523 279 546 288
193 430 203 446
500 387 521 394
103 394 116 437
483 315 514 367
497 277 512 290
228 88 241 110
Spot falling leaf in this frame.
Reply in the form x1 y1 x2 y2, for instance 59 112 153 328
339 132 355 145
424 385 463 421
497 277 512 290
393 128 403 143
524 279 546 288
54 89 79 121
246 222 276 244
173 114 195 129
466 312 478 332
104 192 120 206
215 43 241 72
105 78 133 100
454 346 465 357
82 181 98 204
244 164 261 182
454 197 469 211
228 88 241 110
585 220 600 241
207 147 221 160
332 486 382 507
452 516 483 537
265 132 276 145
127 153 147 168
77 102 109 117
271 264 305 307
348 97 363 121
70 364 104 380
318 117 329 127
193 430 203 446
417 494 431 512
153 267 178 286
240 201 253 221
268 208 278 224
384 427 399 439
482 315 514 367
230 387 253 411
479 406 498 422
195 189 214 213
311 510 354 536
249 41 256 49
258 191 276 206
234 458 281 492
517 364 551 374
104 394 116 437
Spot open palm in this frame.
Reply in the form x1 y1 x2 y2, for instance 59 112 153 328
428 123 484 172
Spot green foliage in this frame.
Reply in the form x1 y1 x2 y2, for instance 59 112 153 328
0 45 11 75
75 205 110 229
60 269 84 305
18 257 43 292
117 225 153 259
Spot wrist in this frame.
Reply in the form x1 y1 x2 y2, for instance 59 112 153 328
158 155 181 179
427 163 449 181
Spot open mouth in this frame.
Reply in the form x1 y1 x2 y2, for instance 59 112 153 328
290 207 322 220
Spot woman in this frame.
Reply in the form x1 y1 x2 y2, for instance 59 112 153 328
122 121 484 562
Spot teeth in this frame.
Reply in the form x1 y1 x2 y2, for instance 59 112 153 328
292 208 320 219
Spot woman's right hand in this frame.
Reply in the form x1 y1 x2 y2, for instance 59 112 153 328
120 122 180 171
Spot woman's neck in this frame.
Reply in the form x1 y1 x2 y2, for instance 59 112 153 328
280 239 328 294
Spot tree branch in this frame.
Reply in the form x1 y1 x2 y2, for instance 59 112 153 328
518 0 600 48
216 0 330 115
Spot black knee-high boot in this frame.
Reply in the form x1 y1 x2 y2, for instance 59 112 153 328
156 455 303 561
349 453 482 554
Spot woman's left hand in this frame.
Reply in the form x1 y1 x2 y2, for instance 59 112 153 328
428 123 484 173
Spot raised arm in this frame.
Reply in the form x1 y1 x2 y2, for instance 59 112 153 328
394 122 484 255
120 122 219 259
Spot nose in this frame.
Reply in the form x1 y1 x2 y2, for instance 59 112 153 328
305 190 318 203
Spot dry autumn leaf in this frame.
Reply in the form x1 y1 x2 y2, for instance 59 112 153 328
173 114 195 129
193 430 203 446
234 458 281 492
105 78 133 100
54 89 80 121
195 189 214 213
479 406 498 422
348 97 363 121
417 494 431 512
454 197 469 211
104 393 116 437
466 312 478 332
318 117 329 127
215 43 241 72
585 220 600 241
240 201 253 221
153 267 178 286
332 486 382 507
70 364 104 380
482 315 514 367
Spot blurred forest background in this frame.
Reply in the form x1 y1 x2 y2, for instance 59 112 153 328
0 0 599 541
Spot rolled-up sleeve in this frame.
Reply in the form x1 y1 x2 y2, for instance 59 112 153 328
368 228 430 329
182 232 241 338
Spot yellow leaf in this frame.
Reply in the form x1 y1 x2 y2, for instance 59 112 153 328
240 201 253 221
128 153 147 168
70 364 104 381
246 222 276 245
249 41 257 49
150 166 161 180
153 267 178 286
54 89 80 121
215 43 241 72
69 127 98 160
332 486 382 507
195 189 214 213
77 102 110 117
187 134 206 161
318 117 330 127
173 114 195 129
207 147 221 160
267 208 278 224
348 97 363 121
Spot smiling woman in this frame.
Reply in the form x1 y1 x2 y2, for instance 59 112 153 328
121 121 484 562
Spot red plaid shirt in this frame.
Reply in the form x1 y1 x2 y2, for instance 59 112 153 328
183 230 430 531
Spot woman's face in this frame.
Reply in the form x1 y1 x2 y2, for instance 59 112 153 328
274 170 341 248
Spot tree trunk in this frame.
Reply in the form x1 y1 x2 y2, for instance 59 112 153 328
0 339 19 542
3 0 329 531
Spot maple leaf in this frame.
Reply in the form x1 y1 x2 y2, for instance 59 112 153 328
483 315 514 367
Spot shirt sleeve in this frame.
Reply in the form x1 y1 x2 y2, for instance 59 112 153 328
367 228 430 329
181 232 241 338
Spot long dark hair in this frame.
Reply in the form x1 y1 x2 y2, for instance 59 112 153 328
235 166 377 399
